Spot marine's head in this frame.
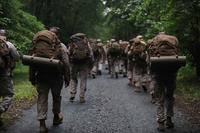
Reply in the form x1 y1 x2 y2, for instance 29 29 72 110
0 29 6 37
136 35 143 40
110 39 116 42
97 39 101 43
49 27 60 36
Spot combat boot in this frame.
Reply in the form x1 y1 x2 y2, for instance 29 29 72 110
80 97 85 103
157 122 165 132
165 117 174 129
39 120 48 133
0 116 3 127
91 74 96 79
53 112 63 126
123 74 127 77
115 72 118 79
97 70 102 75
69 94 75 102
142 85 147 92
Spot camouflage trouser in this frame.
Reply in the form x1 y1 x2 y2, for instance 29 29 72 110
132 64 147 88
127 60 134 80
119 59 127 76
107 58 112 74
110 58 119 77
152 75 176 123
70 64 89 98
91 60 103 75
36 79 63 120
0 76 13 114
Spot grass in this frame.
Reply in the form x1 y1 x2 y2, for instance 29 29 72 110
176 64 200 103
13 62 37 101
1 63 36 122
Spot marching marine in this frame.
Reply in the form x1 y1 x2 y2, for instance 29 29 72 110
0 29 20 127
29 27 70 133
68 33 94 103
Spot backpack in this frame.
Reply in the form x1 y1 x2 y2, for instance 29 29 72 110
108 42 121 57
0 36 9 57
69 37 90 60
131 38 146 54
0 36 10 68
29 30 62 59
148 34 179 56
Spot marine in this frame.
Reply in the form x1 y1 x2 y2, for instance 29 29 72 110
0 29 20 127
68 33 94 103
29 27 70 133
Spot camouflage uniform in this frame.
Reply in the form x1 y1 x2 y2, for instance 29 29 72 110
132 53 147 91
151 74 176 123
30 43 70 121
128 37 147 91
107 40 121 78
91 39 106 77
0 33 19 121
126 40 135 85
148 33 180 131
69 34 93 102
119 41 128 77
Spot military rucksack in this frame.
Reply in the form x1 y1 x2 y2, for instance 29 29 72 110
131 39 146 54
0 36 10 68
29 30 62 59
108 42 121 57
148 34 179 56
70 37 90 60
0 36 9 57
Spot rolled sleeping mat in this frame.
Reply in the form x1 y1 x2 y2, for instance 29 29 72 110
22 55 63 68
150 56 186 73
150 56 186 65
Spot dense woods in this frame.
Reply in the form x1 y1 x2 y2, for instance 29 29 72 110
0 0 200 76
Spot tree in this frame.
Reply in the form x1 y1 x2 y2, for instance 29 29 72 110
23 0 105 42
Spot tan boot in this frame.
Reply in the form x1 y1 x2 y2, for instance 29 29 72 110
53 112 63 125
39 120 48 133
80 97 86 103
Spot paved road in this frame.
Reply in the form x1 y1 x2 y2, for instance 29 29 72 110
3 72 200 133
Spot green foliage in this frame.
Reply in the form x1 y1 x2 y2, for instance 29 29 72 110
0 0 44 53
13 63 36 100
176 65 200 102
23 0 104 42
105 0 200 75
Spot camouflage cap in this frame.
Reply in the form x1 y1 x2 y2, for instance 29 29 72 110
70 33 86 41
136 35 143 40
110 39 116 42
0 29 6 36
49 27 60 35
97 39 101 42
158 32 166 35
